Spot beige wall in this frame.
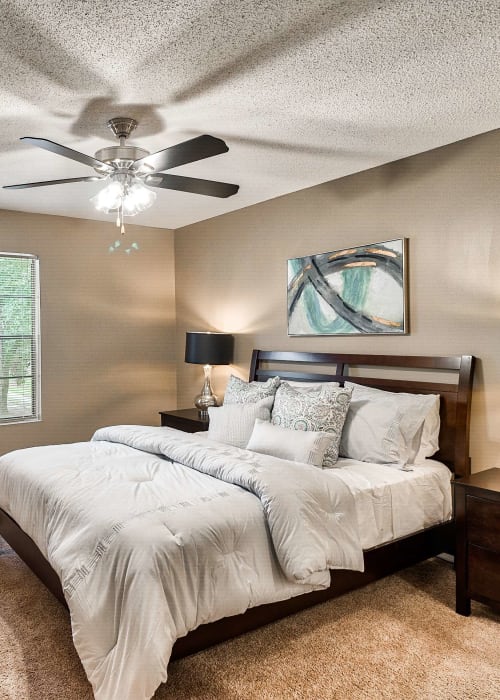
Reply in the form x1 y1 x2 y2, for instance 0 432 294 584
175 128 500 473
1 210 176 455
2 130 499 470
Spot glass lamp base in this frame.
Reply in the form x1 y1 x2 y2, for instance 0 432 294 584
193 364 218 416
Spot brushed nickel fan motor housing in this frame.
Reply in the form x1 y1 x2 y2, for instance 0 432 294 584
94 145 150 164
93 117 151 172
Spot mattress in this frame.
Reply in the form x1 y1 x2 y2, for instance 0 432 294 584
193 430 453 551
330 458 452 550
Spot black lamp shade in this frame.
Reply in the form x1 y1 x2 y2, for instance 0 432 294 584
185 332 234 365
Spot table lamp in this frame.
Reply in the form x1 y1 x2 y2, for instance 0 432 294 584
185 331 234 415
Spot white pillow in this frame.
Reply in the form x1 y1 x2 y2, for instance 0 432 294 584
223 375 280 404
415 394 440 461
271 382 352 467
208 397 274 448
348 382 440 462
246 418 335 467
341 382 440 466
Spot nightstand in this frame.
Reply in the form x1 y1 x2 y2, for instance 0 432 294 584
454 468 500 616
159 408 209 433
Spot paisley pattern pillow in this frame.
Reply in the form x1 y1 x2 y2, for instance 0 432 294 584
271 382 352 467
224 375 280 404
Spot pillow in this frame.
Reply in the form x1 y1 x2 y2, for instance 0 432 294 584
223 375 280 404
347 382 440 462
207 397 274 448
286 380 340 393
415 394 440 461
340 382 440 466
271 383 352 467
246 418 335 467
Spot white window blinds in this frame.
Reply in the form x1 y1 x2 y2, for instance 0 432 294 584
0 253 41 424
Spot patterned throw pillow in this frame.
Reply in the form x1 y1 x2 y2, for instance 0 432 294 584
223 375 280 404
271 382 352 467
286 381 340 393
207 397 274 448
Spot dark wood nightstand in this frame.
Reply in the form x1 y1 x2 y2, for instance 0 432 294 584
159 408 209 433
454 468 500 616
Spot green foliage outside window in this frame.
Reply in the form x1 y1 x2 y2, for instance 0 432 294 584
0 255 39 422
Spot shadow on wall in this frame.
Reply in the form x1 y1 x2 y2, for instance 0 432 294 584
469 359 500 471
325 130 500 202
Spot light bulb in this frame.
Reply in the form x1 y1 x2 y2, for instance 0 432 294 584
122 181 156 216
91 175 156 218
90 179 124 213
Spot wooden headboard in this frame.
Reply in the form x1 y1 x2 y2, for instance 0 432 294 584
249 350 475 478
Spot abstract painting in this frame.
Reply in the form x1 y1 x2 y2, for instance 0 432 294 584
287 239 408 336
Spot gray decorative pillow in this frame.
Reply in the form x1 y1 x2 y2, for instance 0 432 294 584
208 397 274 448
223 375 280 404
271 382 352 467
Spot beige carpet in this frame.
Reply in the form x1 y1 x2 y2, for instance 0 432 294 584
0 539 498 700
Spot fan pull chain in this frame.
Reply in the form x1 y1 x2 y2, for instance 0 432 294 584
116 195 125 234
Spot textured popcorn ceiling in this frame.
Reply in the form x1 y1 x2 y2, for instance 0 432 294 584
0 0 499 230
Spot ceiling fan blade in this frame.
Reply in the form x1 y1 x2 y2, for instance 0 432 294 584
133 135 229 174
3 176 105 190
146 173 239 198
20 137 114 173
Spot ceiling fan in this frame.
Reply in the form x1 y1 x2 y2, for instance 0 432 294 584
3 117 239 232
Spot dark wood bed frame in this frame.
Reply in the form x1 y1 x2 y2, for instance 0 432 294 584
0 350 475 661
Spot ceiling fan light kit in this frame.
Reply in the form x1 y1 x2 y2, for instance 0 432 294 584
91 175 157 216
4 117 239 234
92 118 157 232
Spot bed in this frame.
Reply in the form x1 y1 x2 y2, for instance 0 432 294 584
0 350 475 699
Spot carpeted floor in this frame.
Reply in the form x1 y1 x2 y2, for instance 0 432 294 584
0 539 498 699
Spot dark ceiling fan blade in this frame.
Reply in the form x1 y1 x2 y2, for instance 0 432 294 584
20 137 114 173
3 176 105 190
133 135 229 174
145 173 239 198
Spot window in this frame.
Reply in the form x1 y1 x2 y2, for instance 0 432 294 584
0 253 40 424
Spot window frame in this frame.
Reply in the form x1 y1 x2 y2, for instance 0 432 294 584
0 252 41 425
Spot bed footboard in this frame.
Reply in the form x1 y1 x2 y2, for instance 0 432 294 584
0 507 67 607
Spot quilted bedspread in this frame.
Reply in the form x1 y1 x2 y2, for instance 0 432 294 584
0 425 363 700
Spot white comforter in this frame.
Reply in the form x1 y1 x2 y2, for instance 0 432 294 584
0 425 364 700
